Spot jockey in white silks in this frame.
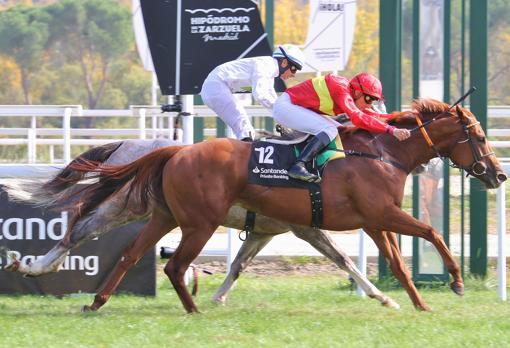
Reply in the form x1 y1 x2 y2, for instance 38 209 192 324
200 44 306 141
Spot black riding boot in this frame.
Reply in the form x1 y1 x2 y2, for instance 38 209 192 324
288 132 331 183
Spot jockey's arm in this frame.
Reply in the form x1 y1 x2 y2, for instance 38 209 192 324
251 61 278 109
337 92 394 134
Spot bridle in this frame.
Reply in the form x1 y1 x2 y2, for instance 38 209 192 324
412 111 495 177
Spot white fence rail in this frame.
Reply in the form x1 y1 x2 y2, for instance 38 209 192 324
0 103 509 164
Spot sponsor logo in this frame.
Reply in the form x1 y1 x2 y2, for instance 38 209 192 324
0 251 99 276
319 1 345 12
0 212 68 241
252 166 260 173
187 7 255 42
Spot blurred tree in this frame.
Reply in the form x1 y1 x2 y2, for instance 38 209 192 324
0 5 49 104
343 3 379 78
273 0 308 46
0 55 23 104
44 0 133 109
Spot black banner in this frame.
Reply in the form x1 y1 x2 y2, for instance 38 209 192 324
0 186 155 296
141 0 285 95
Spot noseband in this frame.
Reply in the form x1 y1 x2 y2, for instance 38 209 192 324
413 112 495 177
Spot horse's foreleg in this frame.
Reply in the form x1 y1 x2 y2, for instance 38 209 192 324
364 229 431 311
290 225 400 309
83 209 177 312
381 207 463 296
212 232 273 304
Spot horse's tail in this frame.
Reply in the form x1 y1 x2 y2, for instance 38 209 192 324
64 145 183 233
2 142 123 207
45 141 124 194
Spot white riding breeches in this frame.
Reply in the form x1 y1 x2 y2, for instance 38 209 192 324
273 93 340 142
200 77 255 140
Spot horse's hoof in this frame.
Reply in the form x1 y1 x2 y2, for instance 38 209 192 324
211 295 226 305
450 281 465 296
4 256 20 272
382 298 400 310
81 305 96 313
418 304 432 312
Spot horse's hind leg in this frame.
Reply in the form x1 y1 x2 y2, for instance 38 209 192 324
164 224 219 314
364 229 431 311
83 207 177 312
290 225 399 309
212 232 273 304
1 242 70 276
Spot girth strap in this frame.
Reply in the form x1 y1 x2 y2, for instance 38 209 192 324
239 210 256 241
309 184 323 229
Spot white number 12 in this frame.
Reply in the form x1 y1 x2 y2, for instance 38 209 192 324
254 146 274 164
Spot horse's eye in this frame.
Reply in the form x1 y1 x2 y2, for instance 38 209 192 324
478 136 485 143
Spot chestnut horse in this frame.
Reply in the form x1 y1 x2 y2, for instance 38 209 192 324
2 139 397 310
66 99 506 313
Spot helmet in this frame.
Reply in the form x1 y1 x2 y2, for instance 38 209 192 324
272 44 306 70
348 72 384 100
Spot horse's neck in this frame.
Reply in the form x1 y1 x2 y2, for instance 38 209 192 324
342 128 437 173
380 114 448 172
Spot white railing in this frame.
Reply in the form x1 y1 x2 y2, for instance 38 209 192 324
0 104 508 164
498 163 509 301
0 103 273 164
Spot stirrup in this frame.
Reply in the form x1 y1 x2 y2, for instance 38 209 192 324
288 163 320 183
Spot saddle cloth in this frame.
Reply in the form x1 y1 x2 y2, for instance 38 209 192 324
247 135 345 188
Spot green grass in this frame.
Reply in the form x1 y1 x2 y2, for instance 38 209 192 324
1 273 509 348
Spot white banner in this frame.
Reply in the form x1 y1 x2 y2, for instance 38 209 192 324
302 0 357 73
132 0 154 72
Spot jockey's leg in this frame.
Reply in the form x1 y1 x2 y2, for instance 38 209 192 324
201 78 255 140
273 93 339 182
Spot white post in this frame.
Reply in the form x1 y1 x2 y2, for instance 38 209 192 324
138 108 146 139
168 115 174 140
63 107 72 164
49 145 55 164
226 228 238 273
167 95 175 140
356 229 367 297
497 182 507 301
151 112 157 139
151 72 158 106
27 129 35 164
29 116 36 163
182 95 194 144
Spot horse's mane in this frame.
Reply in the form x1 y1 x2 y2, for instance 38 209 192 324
387 98 452 126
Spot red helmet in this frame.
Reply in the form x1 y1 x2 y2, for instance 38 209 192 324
349 72 384 100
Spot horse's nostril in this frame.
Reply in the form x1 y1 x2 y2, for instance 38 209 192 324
497 173 507 183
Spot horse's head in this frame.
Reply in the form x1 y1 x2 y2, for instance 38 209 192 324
413 99 506 189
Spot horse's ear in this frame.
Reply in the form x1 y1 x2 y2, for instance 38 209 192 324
455 105 468 122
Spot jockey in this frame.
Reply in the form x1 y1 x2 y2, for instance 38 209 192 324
273 72 411 183
201 44 305 141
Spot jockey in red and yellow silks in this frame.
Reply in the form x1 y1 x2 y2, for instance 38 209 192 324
273 72 411 183
286 73 394 134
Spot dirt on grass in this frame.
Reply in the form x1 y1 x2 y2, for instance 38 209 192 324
190 257 380 277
